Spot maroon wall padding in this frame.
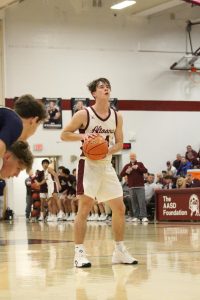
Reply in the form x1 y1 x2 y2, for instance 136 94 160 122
5 98 200 111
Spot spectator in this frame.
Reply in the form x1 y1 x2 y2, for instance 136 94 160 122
166 161 177 177
185 145 198 162
173 153 182 170
162 175 175 189
176 177 186 189
122 175 132 219
185 174 200 188
144 174 159 221
177 157 192 177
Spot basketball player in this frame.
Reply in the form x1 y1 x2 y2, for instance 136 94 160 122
37 159 62 222
0 94 46 158
61 77 138 268
0 141 33 179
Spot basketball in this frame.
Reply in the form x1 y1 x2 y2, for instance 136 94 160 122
32 192 40 200
31 209 40 217
31 182 40 191
33 201 41 208
83 135 108 160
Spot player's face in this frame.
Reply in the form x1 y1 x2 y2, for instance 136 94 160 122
42 162 49 170
93 82 111 99
0 153 25 179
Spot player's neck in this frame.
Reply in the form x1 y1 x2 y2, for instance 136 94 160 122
93 99 109 113
18 119 31 140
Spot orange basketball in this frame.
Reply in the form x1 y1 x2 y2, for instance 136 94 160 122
31 182 40 191
33 201 41 208
83 135 108 160
32 192 40 200
31 209 40 217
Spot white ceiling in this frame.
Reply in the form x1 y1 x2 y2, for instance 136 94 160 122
0 0 186 15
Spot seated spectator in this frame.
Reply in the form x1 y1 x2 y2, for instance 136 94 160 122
122 175 132 218
176 177 186 189
143 172 149 183
185 145 198 162
156 173 164 188
144 174 160 221
173 154 182 170
186 152 199 168
185 174 200 188
166 161 177 177
145 174 158 203
162 175 175 189
177 157 192 177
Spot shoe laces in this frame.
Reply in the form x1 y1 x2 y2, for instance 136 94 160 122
76 249 88 258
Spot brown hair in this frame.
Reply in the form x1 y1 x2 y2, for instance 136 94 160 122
87 78 111 94
14 94 47 121
8 141 33 172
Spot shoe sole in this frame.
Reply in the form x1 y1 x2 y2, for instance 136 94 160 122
112 260 138 265
74 262 92 268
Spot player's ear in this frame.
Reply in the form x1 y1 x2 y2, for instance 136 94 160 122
92 91 96 99
4 152 11 161
31 116 39 124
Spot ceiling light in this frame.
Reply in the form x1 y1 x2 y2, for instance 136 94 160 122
111 1 136 10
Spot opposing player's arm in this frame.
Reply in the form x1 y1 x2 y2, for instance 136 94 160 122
108 112 123 155
0 140 6 158
60 110 87 142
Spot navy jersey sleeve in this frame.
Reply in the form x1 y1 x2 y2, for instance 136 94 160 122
0 108 23 148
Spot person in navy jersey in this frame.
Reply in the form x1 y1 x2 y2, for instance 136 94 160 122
0 141 33 179
0 94 46 158
61 78 138 268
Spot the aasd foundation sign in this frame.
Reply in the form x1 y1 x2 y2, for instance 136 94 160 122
156 188 200 221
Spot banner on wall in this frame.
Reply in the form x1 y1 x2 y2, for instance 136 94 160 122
43 98 62 129
71 98 90 115
109 98 118 111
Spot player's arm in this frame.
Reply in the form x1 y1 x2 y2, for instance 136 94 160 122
47 167 61 191
0 140 6 158
60 110 88 142
108 112 123 155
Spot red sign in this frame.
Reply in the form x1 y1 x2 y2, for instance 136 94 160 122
33 144 43 151
123 143 131 150
156 188 200 221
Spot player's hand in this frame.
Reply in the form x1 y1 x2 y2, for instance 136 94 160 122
82 133 98 142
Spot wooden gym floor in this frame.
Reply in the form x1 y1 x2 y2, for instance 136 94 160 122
0 218 200 300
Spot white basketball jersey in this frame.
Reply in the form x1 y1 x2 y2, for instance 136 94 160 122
80 106 117 161
85 107 117 145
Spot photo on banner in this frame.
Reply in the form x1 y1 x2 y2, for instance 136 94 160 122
71 98 90 115
109 98 118 111
43 98 62 129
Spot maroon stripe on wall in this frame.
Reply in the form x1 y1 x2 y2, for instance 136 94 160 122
5 98 200 111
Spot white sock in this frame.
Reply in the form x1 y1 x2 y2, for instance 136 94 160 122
115 241 125 251
75 244 85 253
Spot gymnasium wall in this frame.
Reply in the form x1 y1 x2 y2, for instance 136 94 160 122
2 0 200 214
